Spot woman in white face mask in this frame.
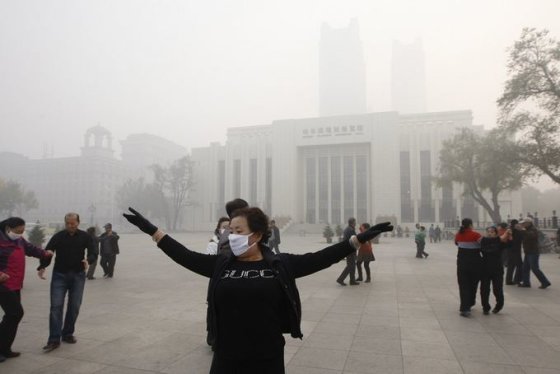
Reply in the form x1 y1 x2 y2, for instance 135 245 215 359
124 206 393 374
0 217 53 362
206 217 230 255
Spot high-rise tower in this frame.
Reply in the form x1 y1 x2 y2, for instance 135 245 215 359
319 19 367 117
391 39 426 114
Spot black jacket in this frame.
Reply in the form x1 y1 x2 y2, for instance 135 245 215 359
99 232 120 255
157 235 356 348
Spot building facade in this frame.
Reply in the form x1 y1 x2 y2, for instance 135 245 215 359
0 127 187 228
186 110 522 231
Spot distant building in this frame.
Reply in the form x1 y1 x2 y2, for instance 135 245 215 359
0 127 186 227
391 39 427 114
186 110 522 231
120 133 188 182
319 19 367 117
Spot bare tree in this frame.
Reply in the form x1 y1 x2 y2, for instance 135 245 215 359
436 128 527 223
498 28 560 184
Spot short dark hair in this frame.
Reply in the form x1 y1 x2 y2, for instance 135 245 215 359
0 217 26 232
348 217 356 225
459 218 473 234
230 207 270 243
225 198 248 218
214 217 230 236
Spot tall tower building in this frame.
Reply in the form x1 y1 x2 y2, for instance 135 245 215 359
391 39 426 114
319 19 367 117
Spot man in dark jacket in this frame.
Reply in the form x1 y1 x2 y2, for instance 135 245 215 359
518 218 551 289
99 223 120 278
39 213 95 352
505 219 523 285
336 218 359 286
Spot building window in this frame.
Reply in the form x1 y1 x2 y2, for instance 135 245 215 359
233 159 241 198
343 156 354 221
400 151 413 222
265 158 272 214
356 155 367 223
419 150 434 222
440 183 454 223
306 158 316 223
331 156 341 225
217 160 225 218
318 157 329 223
249 158 257 206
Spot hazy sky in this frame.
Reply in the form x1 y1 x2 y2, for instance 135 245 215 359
1 0 560 169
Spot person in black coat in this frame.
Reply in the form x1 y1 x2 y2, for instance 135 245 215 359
505 219 523 285
336 217 359 286
123 206 392 374
480 224 510 314
99 223 120 278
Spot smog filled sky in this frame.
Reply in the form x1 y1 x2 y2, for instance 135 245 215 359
1 0 560 163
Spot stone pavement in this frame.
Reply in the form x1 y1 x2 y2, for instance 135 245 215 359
3 232 560 374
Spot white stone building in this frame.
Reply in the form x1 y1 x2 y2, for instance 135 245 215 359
185 110 522 231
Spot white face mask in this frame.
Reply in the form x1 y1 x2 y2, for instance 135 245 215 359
7 231 23 240
228 232 255 256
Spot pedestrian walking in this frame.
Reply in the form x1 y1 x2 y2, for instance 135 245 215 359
518 218 551 289
356 223 375 283
268 220 281 254
480 225 510 314
86 227 99 280
99 223 119 278
415 226 429 258
336 218 359 286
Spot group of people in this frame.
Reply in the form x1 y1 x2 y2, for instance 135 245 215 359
122 200 393 374
335 217 376 286
85 223 120 279
0 213 98 361
4 202 557 373
455 217 552 318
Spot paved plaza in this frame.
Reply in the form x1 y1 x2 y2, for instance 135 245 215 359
3 232 560 374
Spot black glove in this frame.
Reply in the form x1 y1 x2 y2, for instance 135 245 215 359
356 222 393 243
122 207 158 235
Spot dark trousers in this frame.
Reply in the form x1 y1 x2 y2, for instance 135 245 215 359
210 352 285 374
48 271 85 343
0 290 23 354
356 260 371 281
505 251 522 284
100 254 117 277
86 258 98 279
457 253 482 312
337 253 357 283
416 242 428 258
480 262 504 311
522 253 551 287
